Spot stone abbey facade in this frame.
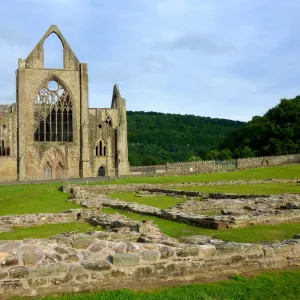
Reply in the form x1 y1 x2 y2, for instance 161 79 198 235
0 25 129 181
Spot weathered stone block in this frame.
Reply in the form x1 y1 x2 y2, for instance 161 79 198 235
8 266 30 279
199 245 216 257
89 242 107 252
30 263 69 278
140 250 160 262
72 238 94 249
54 247 69 255
65 254 80 262
0 253 18 268
0 280 23 289
22 251 43 266
111 253 140 267
0 241 21 252
176 246 200 257
81 260 111 271
160 247 175 259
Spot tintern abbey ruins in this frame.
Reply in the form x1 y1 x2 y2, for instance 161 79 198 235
0 25 130 181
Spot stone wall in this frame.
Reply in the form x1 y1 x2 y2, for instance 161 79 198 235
0 209 96 232
0 232 300 299
129 154 300 176
237 154 300 169
0 157 17 181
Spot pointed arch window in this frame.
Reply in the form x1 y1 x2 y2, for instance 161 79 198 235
34 79 73 142
96 140 107 157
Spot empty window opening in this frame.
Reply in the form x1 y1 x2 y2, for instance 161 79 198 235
44 33 64 69
95 140 107 157
34 80 73 142
100 141 103 156
105 116 112 127
98 124 102 129
0 139 10 156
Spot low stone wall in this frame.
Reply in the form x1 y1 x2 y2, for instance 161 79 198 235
128 154 300 176
237 154 300 169
0 209 97 232
0 232 300 299
69 186 300 230
64 178 299 196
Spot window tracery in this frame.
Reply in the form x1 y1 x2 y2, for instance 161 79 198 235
34 80 73 142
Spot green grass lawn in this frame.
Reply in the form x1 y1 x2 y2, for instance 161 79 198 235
0 222 99 240
178 182 300 194
17 269 300 300
109 192 185 209
0 184 81 216
93 164 300 185
102 207 300 242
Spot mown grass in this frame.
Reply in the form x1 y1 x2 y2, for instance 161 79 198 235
178 182 300 194
0 184 80 216
93 164 300 185
108 192 185 209
16 269 300 300
102 207 300 242
0 222 99 240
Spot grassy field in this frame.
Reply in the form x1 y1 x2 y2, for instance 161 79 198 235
0 222 98 240
109 193 185 209
17 270 300 300
0 184 80 216
102 207 300 242
178 182 300 194
98 164 300 185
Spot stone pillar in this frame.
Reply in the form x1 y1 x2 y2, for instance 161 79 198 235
16 60 27 181
79 63 91 178
116 98 130 176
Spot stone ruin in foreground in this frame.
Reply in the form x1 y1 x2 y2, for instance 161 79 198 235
0 180 300 299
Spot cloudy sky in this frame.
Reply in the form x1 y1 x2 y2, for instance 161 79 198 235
0 0 299 121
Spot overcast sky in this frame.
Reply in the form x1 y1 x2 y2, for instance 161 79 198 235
0 0 299 121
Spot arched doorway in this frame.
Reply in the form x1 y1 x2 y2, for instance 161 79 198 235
262 159 269 167
44 163 52 180
98 166 105 177
55 162 65 180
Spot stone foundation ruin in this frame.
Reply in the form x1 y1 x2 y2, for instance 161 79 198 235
0 180 300 298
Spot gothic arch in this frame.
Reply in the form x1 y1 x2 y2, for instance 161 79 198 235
98 165 106 177
33 76 76 143
25 25 80 70
40 146 68 170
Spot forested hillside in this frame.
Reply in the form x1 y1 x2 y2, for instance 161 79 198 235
127 111 244 166
218 96 300 158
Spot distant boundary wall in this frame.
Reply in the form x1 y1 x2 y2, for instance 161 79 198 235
129 154 300 176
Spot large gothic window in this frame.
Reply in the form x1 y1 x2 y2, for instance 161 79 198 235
34 80 73 142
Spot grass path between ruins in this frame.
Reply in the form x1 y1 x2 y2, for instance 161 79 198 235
177 182 300 194
108 193 186 209
0 184 81 216
18 269 300 300
102 207 300 243
0 222 98 240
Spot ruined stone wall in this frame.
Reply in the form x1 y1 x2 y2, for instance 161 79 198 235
0 233 300 299
129 154 300 176
237 154 300 169
130 165 167 175
0 157 17 181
